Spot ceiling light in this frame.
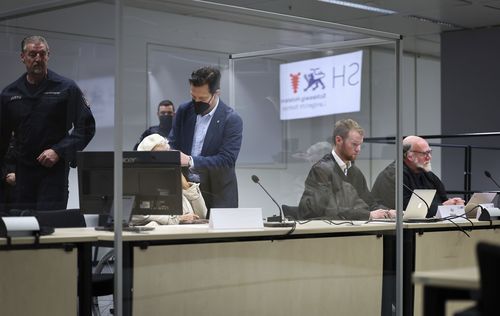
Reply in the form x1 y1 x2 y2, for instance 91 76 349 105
405 15 463 28
318 0 397 15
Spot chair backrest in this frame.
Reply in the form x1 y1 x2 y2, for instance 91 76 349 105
35 209 86 228
282 205 300 220
476 242 500 315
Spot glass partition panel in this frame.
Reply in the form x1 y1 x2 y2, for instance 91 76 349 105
0 0 404 315
120 1 402 316
0 2 117 315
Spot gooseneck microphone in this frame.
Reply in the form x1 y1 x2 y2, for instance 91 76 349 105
484 170 500 190
251 175 295 227
403 183 431 216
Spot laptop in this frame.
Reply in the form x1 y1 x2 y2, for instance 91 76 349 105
403 189 437 222
95 195 154 232
464 192 497 218
373 189 437 223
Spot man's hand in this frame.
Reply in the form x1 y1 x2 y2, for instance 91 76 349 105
386 209 397 218
179 152 191 167
443 197 465 205
37 149 60 168
5 173 16 186
370 209 396 219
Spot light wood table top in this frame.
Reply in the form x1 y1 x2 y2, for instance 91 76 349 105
413 267 479 290
0 227 99 246
97 220 397 242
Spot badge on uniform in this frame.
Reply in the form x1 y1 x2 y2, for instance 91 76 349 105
83 96 91 108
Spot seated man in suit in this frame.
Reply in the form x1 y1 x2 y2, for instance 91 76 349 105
299 119 395 220
371 135 464 216
168 66 243 214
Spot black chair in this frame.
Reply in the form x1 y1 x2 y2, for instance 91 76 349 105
34 209 114 316
35 208 86 228
455 242 500 316
476 242 500 315
282 204 300 220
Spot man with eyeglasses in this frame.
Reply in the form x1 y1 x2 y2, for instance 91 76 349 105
373 135 464 217
299 119 395 220
168 66 243 215
0 35 95 211
402 135 464 216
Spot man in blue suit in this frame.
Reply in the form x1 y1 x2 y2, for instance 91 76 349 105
169 67 243 215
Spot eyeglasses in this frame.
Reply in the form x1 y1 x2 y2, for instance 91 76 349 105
25 50 48 59
411 149 432 157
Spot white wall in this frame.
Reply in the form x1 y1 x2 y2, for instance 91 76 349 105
0 2 441 215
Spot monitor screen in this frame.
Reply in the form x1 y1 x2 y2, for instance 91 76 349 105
77 151 183 215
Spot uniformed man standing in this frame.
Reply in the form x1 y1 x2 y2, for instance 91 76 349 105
0 35 95 211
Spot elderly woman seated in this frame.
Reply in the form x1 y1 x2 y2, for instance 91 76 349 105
132 134 207 225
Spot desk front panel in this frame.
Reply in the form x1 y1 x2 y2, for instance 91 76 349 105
0 248 78 316
132 234 383 316
413 227 500 316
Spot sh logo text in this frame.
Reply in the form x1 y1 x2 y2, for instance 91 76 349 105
333 62 360 88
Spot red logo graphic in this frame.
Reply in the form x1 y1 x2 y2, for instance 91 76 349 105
290 72 301 94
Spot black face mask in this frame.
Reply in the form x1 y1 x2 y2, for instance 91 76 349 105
192 100 210 115
158 115 173 136
192 94 214 115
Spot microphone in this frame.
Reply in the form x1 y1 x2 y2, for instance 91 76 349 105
484 170 500 190
403 184 431 217
251 175 294 227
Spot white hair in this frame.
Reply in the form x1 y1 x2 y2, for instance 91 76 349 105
137 134 169 151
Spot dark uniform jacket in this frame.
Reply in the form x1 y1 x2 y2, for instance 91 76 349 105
0 69 95 169
133 125 168 150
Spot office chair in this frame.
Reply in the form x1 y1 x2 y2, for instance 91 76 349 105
34 209 114 316
282 205 300 220
455 242 500 316
35 208 87 228
476 242 500 315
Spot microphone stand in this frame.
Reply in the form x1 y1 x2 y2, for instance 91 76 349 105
251 175 295 227
484 170 500 190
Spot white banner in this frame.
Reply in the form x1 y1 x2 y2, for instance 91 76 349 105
279 50 363 120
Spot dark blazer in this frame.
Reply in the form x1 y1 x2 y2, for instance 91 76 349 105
169 99 243 212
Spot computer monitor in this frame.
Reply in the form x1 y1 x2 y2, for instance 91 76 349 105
77 151 183 216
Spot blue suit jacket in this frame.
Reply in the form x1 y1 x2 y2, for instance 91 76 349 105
169 99 243 212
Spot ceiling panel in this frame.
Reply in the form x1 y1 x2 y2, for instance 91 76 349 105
1 0 499 56
187 0 500 56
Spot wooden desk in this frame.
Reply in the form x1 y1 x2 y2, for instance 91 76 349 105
99 221 395 316
413 267 479 316
402 220 500 316
0 228 98 316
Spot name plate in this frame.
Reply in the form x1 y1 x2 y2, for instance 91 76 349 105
0 216 40 237
436 205 465 219
209 208 264 230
